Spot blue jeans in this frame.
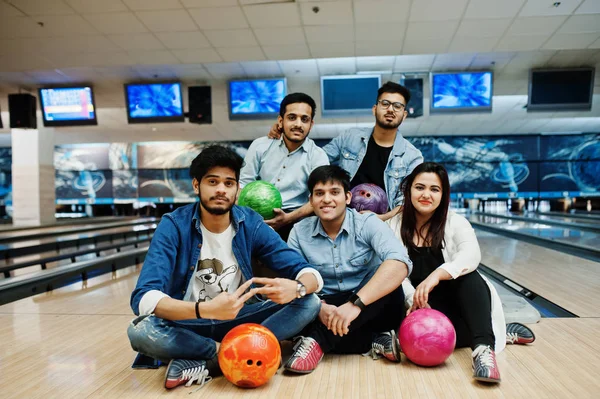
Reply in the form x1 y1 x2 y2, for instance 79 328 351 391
127 294 320 362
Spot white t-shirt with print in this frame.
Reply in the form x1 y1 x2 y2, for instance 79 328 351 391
183 223 243 303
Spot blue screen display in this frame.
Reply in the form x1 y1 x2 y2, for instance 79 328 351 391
431 72 492 111
126 83 183 119
229 79 286 117
40 87 96 122
322 76 380 115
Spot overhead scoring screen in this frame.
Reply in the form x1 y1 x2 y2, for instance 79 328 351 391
228 78 286 120
431 71 493 113
39 87 97 126
125 82 184 123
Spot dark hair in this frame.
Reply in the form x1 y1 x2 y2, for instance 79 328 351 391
279 92 317 120
377 81 411 105
189 145 244 182
307 165 351 194
400 162 450 252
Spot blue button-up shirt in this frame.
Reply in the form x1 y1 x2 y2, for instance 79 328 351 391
323 127 423 209
288 208 412 296
240 137 329 211
130 203 321 315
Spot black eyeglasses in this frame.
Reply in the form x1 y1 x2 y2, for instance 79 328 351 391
377 99 406 112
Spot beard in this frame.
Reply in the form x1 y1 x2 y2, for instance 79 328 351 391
375 113 402 130
200 195 234 215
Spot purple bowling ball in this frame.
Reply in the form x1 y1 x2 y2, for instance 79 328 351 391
350 183 388 214
399 308 457 367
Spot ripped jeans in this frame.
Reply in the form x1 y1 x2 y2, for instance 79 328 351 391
127 294 320 362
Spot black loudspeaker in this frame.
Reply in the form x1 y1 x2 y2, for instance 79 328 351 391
403 78 423 118
9 93 37 128
188 86 212 124
0 104 3 129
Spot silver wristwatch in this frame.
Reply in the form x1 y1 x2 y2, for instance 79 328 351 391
296 280 307 298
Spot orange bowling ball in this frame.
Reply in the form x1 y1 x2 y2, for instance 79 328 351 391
218 323 281 388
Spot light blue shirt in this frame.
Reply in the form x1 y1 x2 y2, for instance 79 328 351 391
240 137 329 211
323 127 423 209
288 208 412 296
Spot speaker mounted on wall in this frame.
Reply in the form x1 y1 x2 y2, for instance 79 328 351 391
403 78 424 119
9 93 37 129
188 86 212 124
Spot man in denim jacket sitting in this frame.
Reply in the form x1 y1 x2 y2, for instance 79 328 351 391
283 165 411 374
127 145 323 391
270 82 423 221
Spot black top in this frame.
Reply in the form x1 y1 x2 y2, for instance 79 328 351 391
407 246 445 287
350 134 392 192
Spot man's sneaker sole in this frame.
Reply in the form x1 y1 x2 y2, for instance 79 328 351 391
283 354 324 374
388 330 401 363
164 359 178 389
474 376 501 383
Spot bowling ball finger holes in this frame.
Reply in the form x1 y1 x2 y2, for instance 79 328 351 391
245 359 262 366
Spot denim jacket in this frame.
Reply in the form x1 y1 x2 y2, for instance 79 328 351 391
130 203 320 315
323 127 423 209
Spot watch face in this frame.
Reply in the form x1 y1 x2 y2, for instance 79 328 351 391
298 284 307 297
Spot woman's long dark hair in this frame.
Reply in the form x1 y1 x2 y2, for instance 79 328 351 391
400 162 451 252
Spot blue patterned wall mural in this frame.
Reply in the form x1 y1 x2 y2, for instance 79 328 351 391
2 133 597 206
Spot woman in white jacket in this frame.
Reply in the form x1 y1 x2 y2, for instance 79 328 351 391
388 162 534 383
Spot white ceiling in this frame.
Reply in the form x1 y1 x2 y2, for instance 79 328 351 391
1 0 600 143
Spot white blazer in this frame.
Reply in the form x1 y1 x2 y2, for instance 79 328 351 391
388 211 506 353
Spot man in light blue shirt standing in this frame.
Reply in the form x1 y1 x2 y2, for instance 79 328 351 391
240 92 329 240
284 165 412 374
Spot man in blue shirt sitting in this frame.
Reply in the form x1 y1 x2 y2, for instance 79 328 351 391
240 93 329 240
284 165 412 374
127 145 323 391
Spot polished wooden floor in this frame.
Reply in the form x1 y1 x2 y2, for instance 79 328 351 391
1 239 600 398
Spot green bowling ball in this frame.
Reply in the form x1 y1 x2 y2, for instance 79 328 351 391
238 181 282 220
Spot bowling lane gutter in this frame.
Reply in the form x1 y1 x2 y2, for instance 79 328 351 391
478 264 578 318
475 212 600 234
469 219 600 264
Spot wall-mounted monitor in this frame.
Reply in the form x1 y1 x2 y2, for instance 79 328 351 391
125 82 184 124
430 71 493 114
228 78 286 120
527 68 595 112
321 75 381 117
402 78 424 118
38 86 98 127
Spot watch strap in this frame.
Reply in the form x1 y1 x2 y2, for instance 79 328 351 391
348 293 366 310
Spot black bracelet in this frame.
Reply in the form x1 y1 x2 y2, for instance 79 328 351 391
195 300 201 319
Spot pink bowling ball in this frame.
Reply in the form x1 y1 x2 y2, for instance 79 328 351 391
399 308 456 367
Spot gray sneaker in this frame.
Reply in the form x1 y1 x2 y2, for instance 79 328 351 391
472 345 501 383
164 359 212 390
369 330 401 363
506 322 536 345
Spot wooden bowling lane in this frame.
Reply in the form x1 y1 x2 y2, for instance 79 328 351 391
476 230 600 317
2 264 600 398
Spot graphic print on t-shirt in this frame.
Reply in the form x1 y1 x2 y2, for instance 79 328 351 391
195 258 238 302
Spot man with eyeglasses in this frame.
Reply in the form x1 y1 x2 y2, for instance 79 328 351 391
269 82 422 221
241 92 329 240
